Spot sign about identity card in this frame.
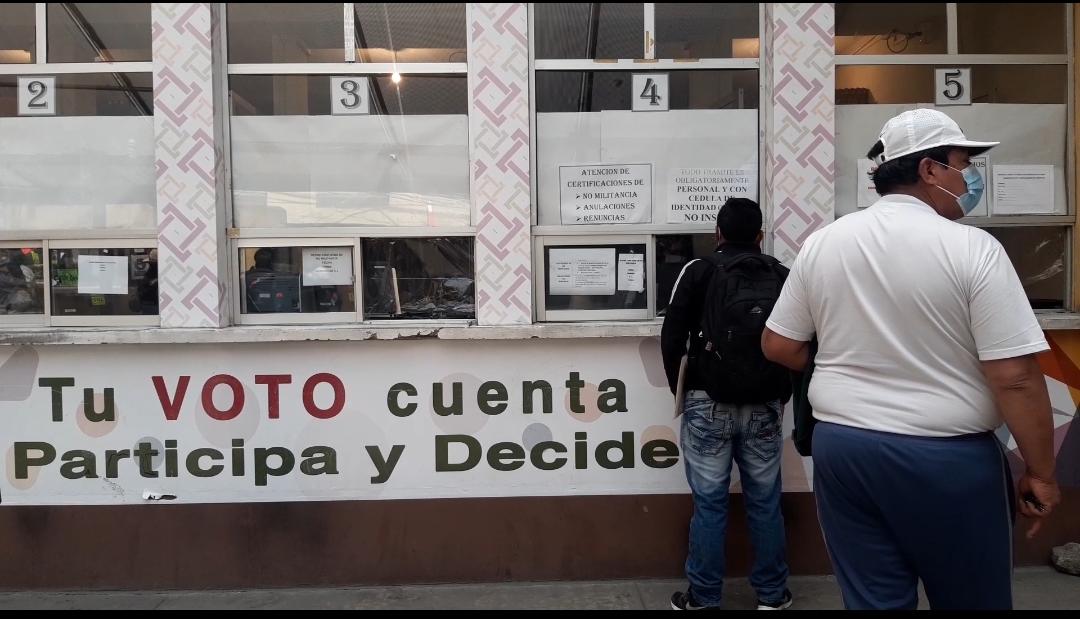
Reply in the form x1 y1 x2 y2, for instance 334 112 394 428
668 166 757 223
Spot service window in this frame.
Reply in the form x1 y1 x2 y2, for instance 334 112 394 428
225 3 475 325
236 240 359 325
531 3 762 322
535 236 651 321
48 244 158 327
0 3 158 327
835 2 1072 310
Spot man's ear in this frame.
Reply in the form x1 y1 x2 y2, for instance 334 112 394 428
919 157 942 186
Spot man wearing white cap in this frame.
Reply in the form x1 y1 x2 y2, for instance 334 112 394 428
761 109 1061 609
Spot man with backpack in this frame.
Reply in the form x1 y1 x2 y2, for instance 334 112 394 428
662 198 794 611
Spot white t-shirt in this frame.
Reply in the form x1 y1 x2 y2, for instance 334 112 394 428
766 194 1048 437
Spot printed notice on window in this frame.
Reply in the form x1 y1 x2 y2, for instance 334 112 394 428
992 165 1054 215
617 253 645 293
302 248 353 286
77 255 129 295
549 248 617 296
856 159 878 209
668 166 757 223
560 164 652 225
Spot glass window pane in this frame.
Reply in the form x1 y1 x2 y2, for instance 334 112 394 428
835 3 947 55
0 4 36 63
0 247 45 316
362 238 475 320
0 75 156 231
836 65 1066 104
353 3 466 63
534 3 644 60
958 3 1066 54
47 3 152 63
655 3 758 60
655 234 715 315
985 227 1067 310
230 75 469 228
240 246 356 314
49 248 158 316
536 70 759 226
227 3 344 63
543 244 647 312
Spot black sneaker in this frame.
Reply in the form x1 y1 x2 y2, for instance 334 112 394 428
756 590 793 611
671 590 720 611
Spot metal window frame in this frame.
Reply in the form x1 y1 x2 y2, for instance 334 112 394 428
834 54 1069 66
223 2 469 75
0 3 153 75
45 238 160 328
226 62 467 75
229 227 476 239
232 237 362 325
534 234 656 322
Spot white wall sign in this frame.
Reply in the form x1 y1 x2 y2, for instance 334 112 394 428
856 159 878 209
76 255 129 295
667 166 758 223
993 164 1055 215
17 76 56 116
632 73 668 112
302 248 353 287
964 156 990 217
0 339 712 505
559 164 652 224
330 76 370 116
549 247 617 296
617 253 645 293
935 68 971 106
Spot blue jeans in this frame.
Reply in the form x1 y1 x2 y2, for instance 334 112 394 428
681 390 789 606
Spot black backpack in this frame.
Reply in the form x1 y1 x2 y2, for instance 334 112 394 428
695 252 792 405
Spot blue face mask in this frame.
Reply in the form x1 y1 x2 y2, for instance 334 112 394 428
935 162 984 215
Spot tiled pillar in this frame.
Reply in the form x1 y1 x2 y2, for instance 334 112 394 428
151 3 229 328
763 3 835 265
469 3 532 325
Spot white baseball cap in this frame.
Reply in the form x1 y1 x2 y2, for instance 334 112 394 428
872 109 998 165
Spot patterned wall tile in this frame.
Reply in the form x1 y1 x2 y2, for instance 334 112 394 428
152 3 229 328
764 3 835 265
470 3 532 325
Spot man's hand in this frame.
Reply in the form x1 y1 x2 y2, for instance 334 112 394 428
1017 472 1061 539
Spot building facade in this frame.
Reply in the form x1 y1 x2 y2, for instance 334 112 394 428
0 3 1077 588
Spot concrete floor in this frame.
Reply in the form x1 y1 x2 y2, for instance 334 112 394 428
0 567 1077 610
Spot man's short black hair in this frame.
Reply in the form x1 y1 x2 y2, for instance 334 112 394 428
866 141 956 196
716 198 762 244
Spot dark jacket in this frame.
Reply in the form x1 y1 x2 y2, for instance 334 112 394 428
660 242 763 395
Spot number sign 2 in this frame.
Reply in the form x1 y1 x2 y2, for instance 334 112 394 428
18 76 56 116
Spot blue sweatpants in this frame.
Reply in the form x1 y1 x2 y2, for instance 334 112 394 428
812 422 1014 610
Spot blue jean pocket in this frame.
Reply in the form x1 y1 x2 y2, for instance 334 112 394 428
747 405 782 462
685 401 734 456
